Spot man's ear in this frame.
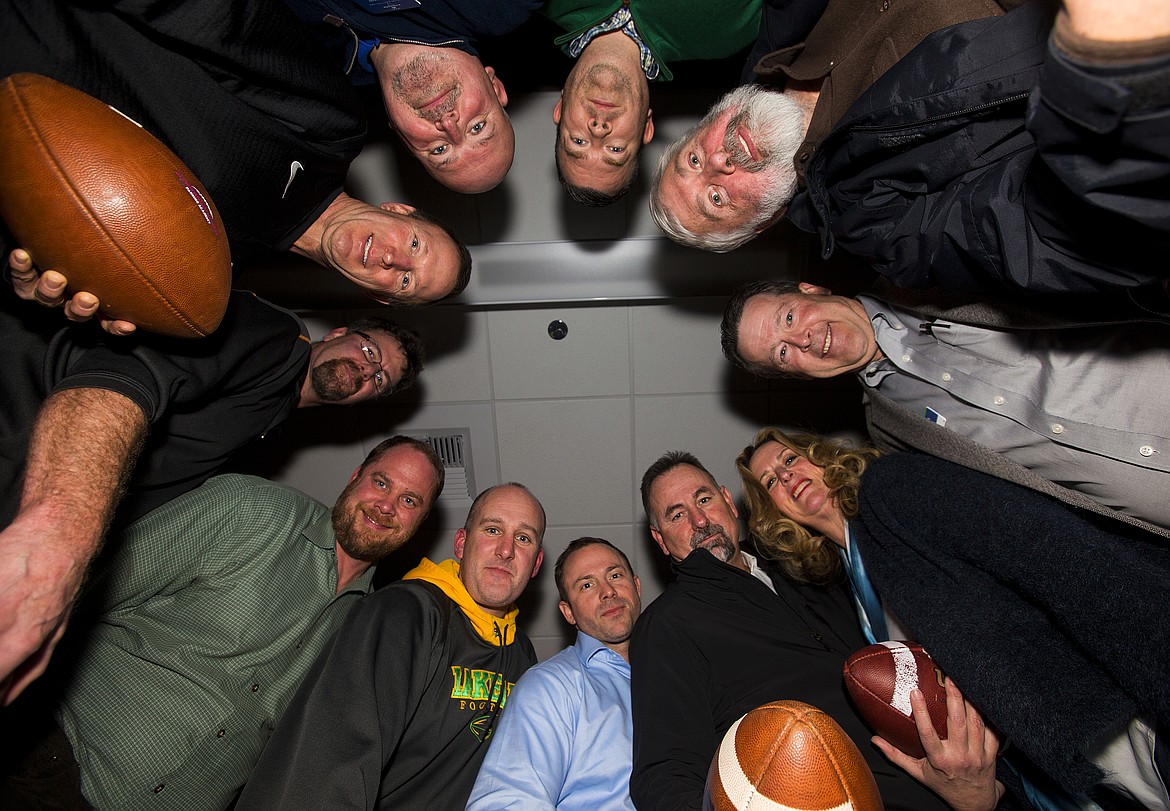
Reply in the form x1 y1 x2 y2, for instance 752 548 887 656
558 600 576 627
380 202 416 216
321 327 349 342
484 66 508 107
719 486 740 520
348 465 362 484
798 282 832 296
642 109 655 144
530 547 545 578
553 95 563 126
454 527 467 560
633 574 643 598
649 526 668 557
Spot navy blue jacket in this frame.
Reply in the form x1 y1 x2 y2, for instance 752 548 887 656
789 2 1170 296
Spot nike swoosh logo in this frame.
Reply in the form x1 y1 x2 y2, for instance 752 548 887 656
282 160 304 199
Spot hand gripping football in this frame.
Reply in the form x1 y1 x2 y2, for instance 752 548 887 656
704 700 884 811
843 641 948 759
0 73 231 338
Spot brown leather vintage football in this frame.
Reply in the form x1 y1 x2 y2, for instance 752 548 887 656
704 700 884 811
0 73 230 338
843 641 948 760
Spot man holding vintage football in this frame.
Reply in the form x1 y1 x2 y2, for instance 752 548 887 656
1 0 473 329
0 0 466 702
631 450 999 811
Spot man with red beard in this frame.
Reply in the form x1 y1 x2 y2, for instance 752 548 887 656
0 288 422 709
238 483 545 810
0 436 444 811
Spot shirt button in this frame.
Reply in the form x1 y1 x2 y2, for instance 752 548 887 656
901 354 911 363
1050 423 1065 435
251 684 260 693
1139 445 1156 457
153 784 165 794
993 396 1005 405
217 729 226 738
798 152 810 163
941 373 952 382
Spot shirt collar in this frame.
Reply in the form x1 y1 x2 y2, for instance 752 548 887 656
305 510 339 551
566 7 661 80
574 630 630 671
306 511 377 594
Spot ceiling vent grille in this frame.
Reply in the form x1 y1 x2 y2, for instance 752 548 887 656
410 431 474 502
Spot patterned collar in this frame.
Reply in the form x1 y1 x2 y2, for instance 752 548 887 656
567 6 660 80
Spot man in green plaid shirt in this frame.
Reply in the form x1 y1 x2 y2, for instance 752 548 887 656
1 435 444 811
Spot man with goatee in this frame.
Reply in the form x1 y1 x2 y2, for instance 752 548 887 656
0 437 444 811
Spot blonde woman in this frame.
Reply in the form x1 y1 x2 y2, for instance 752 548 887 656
736 429 1170 810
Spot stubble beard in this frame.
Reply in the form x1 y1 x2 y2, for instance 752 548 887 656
392 53 461 122
578 63 633 106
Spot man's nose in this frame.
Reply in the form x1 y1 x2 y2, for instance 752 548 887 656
381 249 413 272
689 510 709 529
496 536 516 559
589 117 610 135
709 150 735 174
374 492 397 515
436 112 461 140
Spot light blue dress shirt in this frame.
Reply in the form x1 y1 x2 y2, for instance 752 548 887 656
465 631 635 811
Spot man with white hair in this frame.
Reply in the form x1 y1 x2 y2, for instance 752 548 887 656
652 0 1170 298
650 0 1001 252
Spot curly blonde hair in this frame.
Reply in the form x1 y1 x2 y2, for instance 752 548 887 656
735 427 880 585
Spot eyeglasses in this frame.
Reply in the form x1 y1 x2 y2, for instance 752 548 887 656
352 330 390 395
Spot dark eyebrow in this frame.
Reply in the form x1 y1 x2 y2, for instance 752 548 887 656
564 140 631 168
353 328 386 354
574 563 625 586
368 469 426 505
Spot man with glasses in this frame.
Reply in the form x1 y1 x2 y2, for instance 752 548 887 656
0 290 424 704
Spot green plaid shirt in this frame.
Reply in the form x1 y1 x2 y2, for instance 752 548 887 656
54 474 375 811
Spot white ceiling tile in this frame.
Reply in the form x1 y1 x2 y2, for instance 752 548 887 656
488 307 630 399
632 298 738 395
495 398 633 525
